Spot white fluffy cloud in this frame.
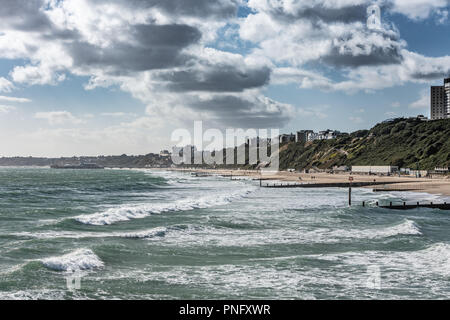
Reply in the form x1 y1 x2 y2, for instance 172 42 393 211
0 77 14 92
0 95 31 103
0 0 295 130
35 111 84 125
240 0 450 92
391 0 449 20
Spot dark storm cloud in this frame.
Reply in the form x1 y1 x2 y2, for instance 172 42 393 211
322 46 403 67
188 95 290 128
67 24 201 72
158 65 271 92
92 0 239 19
266 4 369 23
411 70 450 80
0 0 80 40
0 0 51 31
321 31 404 67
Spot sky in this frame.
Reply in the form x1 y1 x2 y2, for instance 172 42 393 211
0 0 449 157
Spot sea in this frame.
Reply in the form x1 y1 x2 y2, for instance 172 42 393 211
0 167 449 300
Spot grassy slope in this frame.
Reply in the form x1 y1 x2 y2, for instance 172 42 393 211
280 118 450 170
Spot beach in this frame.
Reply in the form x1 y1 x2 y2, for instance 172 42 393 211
170 168 450 197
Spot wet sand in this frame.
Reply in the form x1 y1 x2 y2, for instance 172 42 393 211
170 168 450 197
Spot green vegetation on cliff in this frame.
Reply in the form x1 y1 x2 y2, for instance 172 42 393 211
280 118 450 170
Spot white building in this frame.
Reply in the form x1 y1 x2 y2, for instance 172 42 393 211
306 130 341 142
352 166 398 175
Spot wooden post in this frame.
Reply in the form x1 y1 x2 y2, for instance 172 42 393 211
348 177 353 207
376 201 379 206
259 178 262 187
362 201 365 207
349 184 352 206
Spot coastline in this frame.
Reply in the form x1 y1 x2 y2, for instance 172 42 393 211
166 168 450 197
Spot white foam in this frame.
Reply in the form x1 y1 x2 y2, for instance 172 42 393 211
312 242 450 276
75 187 255 226
119 227 168 239
12 227 168 240
333 219 422 240
371 219 422 238
0 289 69 300
41 248 104 272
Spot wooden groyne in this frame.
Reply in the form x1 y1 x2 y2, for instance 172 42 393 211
371 201 450 211
372 188 422 192
262 181 412 189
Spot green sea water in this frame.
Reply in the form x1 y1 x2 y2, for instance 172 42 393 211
0 167 449 299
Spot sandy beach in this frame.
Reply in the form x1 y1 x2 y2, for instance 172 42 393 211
170 168 450 197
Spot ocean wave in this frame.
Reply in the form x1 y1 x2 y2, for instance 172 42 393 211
350 219 422 239
313 242 450 276
75 187 255 226
41 248 104 272
11 227 169 240
119 227 168 239
301 219 422 243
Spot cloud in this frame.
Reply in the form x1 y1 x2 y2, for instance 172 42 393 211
154 50 272 92
240 0 450 93
385 111 398 117
247 0 370 23
0 0 289 129
271 67 334 89
101 112 136 117
391 0 450 21
34 111 85 125
194 94 293 128
0 77 14 92
241 1 408 72
1 0 450 153
66 24 201 74
296 105 330 120
0 0 53 32
0 105 16 114
409 90 429 109
0 95 31 103
321 29 404 67
349 116 364 124
92 0 240 19
158 65 271 93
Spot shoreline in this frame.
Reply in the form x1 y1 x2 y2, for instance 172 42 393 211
166 168 450 197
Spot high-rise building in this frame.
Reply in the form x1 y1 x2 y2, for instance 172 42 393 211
445 78 450 118
431 78 450 120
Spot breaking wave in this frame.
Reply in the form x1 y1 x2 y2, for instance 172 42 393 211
75 187 255 226
357 219 422 239
41 248 104 272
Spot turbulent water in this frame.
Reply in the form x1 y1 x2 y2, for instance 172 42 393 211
0 167 449 300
